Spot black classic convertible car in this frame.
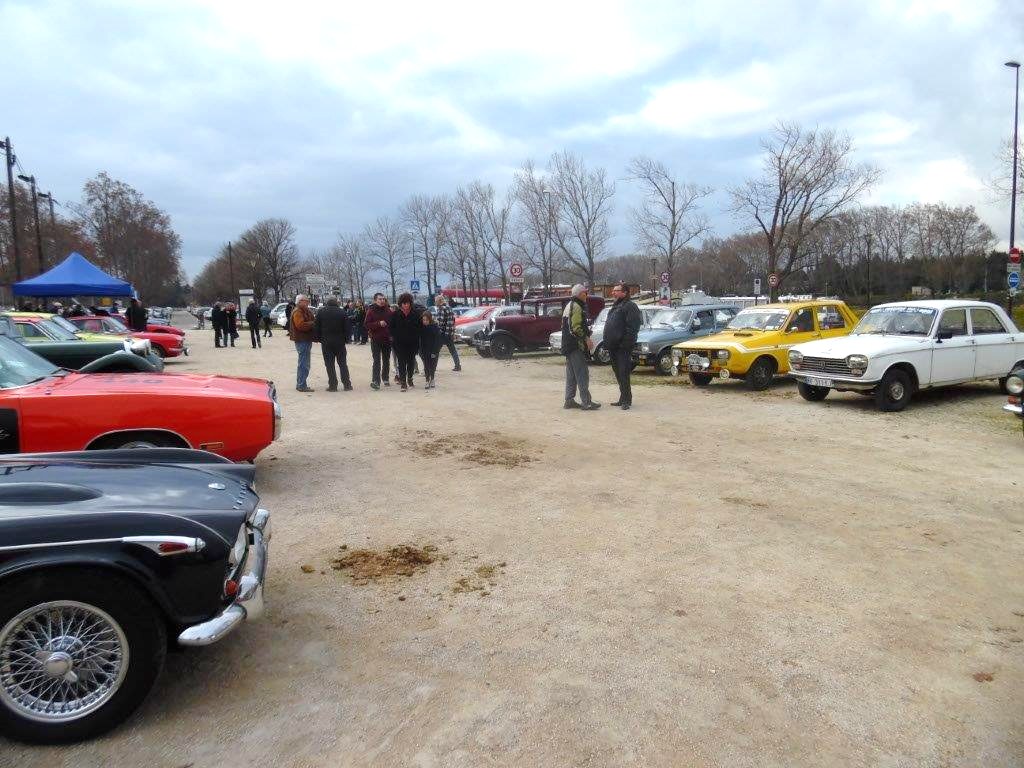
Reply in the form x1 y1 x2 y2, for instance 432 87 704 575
0 448 271 743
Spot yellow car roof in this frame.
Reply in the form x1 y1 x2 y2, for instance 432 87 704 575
739 300 847 311
7 311 53 318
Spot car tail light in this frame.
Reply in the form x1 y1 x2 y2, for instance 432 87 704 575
158 541 190 554
224 579 239 597
1009 396 1021 406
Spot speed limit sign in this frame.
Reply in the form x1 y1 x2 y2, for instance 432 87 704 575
509 263 524 278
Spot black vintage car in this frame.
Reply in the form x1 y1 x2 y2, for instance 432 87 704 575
0 448 271 743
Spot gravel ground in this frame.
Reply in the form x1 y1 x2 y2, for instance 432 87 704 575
4 316 1024 768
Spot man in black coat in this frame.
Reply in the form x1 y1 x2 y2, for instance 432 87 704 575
388 292 422 391
211 302 226 348
315 296 352 391
125 297 148 332
245 300 262 349
603 282 643 410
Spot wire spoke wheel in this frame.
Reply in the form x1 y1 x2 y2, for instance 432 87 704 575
0 601 129 723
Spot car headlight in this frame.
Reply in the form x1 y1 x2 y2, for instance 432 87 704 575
640 343 651 353
1007 375 1024 395
789 350 803 368
715 350 730 361
847 354 868 374
672 350 682 362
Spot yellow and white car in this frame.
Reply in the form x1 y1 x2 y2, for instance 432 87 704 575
670 301 858 390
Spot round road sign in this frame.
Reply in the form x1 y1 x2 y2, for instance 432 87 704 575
1010 247 1022 265
768 273 779 288
660 271 671 284
509 263 524 278
1010 272 1021 290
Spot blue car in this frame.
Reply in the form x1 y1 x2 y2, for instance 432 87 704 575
632 303 740 374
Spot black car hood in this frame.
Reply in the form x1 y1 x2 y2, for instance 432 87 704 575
0 453 257 546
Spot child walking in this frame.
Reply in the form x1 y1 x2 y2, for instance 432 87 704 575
420 310 442 389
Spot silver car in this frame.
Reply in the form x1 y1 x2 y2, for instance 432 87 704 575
549 305 662 364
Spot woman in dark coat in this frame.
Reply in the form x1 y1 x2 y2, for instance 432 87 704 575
211 302 225 348
419 309 442 389
388 293 422 391
225 303 238 347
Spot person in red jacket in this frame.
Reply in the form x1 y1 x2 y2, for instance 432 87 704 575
364 292 394 391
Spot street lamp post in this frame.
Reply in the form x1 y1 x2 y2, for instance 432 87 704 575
1008 60 1020 311
650 257 657 299
17 174 45 274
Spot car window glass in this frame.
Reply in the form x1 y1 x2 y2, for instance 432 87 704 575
16 323 44 338
816 305 846 329
713 309 735 326
970 308 1006 335
787 308 814 332
695 311 713 328
85 319 103 331
938 309 968 337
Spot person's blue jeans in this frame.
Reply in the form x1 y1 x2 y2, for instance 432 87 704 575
295 341 312 389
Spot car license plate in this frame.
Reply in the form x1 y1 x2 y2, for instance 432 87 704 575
806 376 833 387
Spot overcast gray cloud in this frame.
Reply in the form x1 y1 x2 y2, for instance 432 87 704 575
2 0 1021 279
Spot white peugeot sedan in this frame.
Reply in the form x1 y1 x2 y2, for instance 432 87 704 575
788 300 1024 411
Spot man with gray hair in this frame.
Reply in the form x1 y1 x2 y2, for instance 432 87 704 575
289 294 317 392
434 294 461 372
559 284 600 411
315 295 353 392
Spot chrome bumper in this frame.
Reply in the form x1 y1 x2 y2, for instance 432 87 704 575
791 371 877 391
1003 403 1022 416
178 508 272 646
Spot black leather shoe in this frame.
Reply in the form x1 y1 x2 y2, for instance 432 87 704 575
610 400 623 406
621 403 631 410
564 400 581 409
580 402 601 411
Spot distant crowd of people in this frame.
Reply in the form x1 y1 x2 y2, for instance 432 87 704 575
288 292 460 392
17 297 149 332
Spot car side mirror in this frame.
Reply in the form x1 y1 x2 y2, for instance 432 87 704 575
936 330 954 341
691 319 701 330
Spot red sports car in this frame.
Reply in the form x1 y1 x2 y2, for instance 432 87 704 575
0 335 280 461
67 315 188 358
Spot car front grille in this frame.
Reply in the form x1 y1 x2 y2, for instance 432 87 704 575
800 356 852 375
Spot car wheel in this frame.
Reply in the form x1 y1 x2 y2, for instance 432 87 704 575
688 372 713 386
0 570 166 744
90 431 185 450
875 368 913 412
490 336 514 360
745 357 775 391
797 381 830 401
150 345 166 359
593 344 611 365
656 350 674 375
475 345 492 358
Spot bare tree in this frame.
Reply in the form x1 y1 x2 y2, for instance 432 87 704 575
337 234 374 300
402 194 450 296
237 218 301 301
512 160 563 291
729 122 881 300
471 181 515 299
626 156 711 287
549 150 615 287
364 216 409 302
987 136 1024 203
452 186 491 301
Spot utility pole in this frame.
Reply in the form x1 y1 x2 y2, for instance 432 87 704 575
227 241 236 299
17 174 44 273
38 191 56 262
1006 61 1020 312
1 137 21 281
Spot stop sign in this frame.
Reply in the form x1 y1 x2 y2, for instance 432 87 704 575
1011 247 1022 265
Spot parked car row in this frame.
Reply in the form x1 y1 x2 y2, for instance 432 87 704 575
0 302 281 744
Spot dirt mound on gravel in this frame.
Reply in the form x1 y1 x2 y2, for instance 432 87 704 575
414 430 536 468
331 544 441 584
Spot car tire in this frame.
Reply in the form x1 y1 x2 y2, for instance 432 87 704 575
150 345 166 359
490 336 514 360
0 569 166 744
90 431 186 450
475 346 492 358
593 344 611 365
797 381 830 401
655 350 674 375
745 357 775 391
688 372 713 386
875 368 913 412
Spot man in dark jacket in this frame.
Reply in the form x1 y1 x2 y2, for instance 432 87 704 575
125 298 147 332
433 294 461 371
388 292 422 391
315 296 352 391
364 293 393 390
603 282 643 410
245 300 262 349
211 302 226 347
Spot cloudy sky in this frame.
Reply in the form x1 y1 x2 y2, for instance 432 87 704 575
2 0 1021 279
